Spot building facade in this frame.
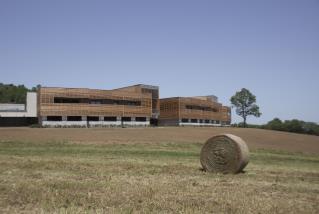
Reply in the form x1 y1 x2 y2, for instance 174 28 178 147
0 92 38 126
0 85 232 127
159 96 231 126
38 84 159 127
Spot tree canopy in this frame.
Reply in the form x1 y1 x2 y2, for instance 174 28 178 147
0 83 37 104
232 118 319 136
230 88 261 127
265 118 319 135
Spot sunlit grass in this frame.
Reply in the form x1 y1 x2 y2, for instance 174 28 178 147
0 140 318 213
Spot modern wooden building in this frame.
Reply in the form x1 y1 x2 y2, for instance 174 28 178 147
38 84 159 127
1 84 232 127
159 95 231 126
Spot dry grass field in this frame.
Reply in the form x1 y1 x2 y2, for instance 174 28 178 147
0 127 318 213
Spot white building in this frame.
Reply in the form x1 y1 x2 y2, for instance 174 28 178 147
0 92 37 126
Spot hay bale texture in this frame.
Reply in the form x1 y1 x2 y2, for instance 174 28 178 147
200 134 249 174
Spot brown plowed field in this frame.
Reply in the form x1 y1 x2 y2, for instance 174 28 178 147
0 127 318 154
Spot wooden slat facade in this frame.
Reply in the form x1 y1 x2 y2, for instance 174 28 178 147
159 97 231 124
38 85 159 118
38 85 230 126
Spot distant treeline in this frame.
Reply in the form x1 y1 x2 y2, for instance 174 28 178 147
0 83 38 104
232 118 319 136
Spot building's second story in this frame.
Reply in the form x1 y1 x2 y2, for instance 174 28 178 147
159 95 231 126
113 84 159 119
38 84 159 118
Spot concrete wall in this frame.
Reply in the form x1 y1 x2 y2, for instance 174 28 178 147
0 92 37 117
88 121 121 127
41 117 150 127
159 118 223 127
26 92 37 117
121 121 149 126
42 121 88 127
0 104 25 111
179 122 222 127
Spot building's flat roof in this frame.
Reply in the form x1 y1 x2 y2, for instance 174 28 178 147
40 84 159 91
160 96 217 100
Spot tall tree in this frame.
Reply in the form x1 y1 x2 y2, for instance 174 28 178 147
230 88 261 127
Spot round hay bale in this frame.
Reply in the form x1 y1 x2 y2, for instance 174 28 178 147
200 134 249 174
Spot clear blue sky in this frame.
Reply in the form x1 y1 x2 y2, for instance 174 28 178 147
1 0 318 124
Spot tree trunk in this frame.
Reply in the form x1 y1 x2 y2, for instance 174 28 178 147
243 116 247 128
